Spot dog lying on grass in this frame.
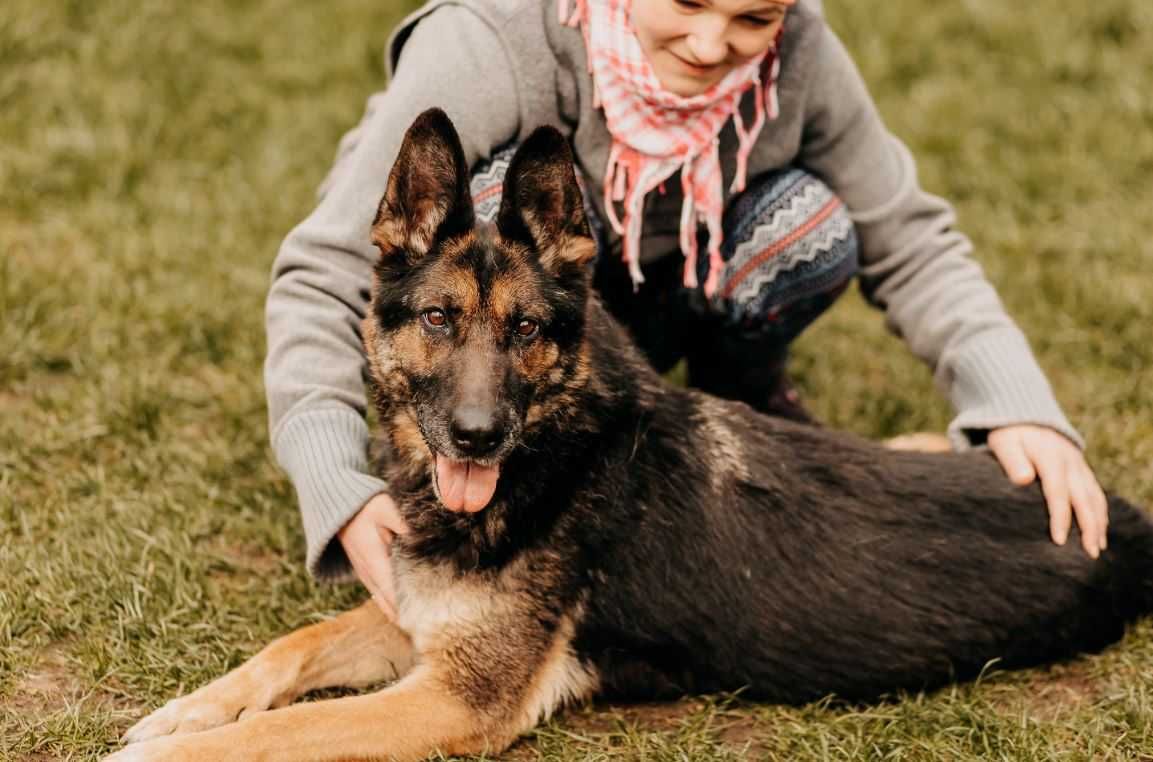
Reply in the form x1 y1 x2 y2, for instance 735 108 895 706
108 109 1153 761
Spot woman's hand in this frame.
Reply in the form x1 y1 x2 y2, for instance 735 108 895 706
338 493 410 619
987 424 1108 558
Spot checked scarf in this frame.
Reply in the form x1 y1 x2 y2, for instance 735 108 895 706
559 0 794 296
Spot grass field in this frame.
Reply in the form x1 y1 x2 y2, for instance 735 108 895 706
2 0 1152 759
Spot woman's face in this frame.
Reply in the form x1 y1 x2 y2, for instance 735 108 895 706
630 0 787 97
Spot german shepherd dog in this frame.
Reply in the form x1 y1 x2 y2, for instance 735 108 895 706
110 109 1153 761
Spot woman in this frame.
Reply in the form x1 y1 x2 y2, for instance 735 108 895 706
263 0 1107 614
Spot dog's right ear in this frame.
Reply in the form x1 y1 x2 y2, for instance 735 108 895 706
371 108 475 263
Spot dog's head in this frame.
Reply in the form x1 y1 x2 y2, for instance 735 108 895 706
364 108 597 514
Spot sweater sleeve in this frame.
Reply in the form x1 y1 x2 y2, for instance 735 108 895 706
264 7 520 580
797 26 1082 451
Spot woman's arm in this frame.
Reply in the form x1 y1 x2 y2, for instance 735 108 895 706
264 6 520 579
796 24 1108 556
797 24 1081 451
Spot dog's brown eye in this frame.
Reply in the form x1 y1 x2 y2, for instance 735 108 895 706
515 319 538 338
422 309 447 329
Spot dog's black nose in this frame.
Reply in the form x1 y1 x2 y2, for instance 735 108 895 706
450 406 505 456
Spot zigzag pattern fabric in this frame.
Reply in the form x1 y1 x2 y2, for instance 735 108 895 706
711 168 858 327
470 152 510 223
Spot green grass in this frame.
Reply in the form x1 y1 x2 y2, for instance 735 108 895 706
2 0 1151 759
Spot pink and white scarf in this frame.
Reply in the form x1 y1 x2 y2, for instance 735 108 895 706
559 0 793 296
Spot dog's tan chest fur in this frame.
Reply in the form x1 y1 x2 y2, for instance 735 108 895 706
392 552 599 724
392 555 508 648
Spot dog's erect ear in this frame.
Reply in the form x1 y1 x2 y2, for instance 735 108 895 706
372 108 475 261
496 127 596 275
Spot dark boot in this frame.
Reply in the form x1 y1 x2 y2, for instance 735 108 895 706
685 323 817 424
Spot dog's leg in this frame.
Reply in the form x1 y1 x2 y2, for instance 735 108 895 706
108 604 597 762
122 601 413 744
107 665 517 762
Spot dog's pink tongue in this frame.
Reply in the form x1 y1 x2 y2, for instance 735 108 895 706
435 456 500 513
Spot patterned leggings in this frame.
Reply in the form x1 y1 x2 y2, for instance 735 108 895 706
471 147 860 415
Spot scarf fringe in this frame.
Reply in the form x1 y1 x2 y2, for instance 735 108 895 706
679 164 699 289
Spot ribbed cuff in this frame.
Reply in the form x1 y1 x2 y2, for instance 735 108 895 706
272 407 389 581
939 330 1084 452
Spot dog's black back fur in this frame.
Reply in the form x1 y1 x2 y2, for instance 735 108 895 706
369 110 1153 706
570 309 1153 701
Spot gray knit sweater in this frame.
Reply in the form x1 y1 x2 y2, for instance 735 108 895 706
264 0 1080 579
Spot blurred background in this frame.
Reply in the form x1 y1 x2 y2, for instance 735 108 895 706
2 0 1151 758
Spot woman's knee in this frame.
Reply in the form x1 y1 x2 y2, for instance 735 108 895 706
709 167 859 333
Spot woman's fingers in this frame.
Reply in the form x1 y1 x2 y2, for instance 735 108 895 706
360 539 399 620
1064 466 1101 559
339 493 407 618
344 538 396 619
988 429 1036 486
1092 471 1109 552
1071 459 1109 553
364 492 410 537
989 425 1110 558
1032 451 1076 550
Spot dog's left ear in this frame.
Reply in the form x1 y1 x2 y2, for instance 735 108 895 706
496 127 596 276
372 108 475 263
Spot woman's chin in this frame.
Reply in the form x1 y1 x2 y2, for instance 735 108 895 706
653 63 727 97
656 73 718 97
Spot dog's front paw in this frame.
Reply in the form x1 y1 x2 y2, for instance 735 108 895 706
121 695 226 745
105 735 190 762
122 672 283 744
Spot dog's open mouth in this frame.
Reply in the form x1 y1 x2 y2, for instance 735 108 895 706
434 454 501 513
